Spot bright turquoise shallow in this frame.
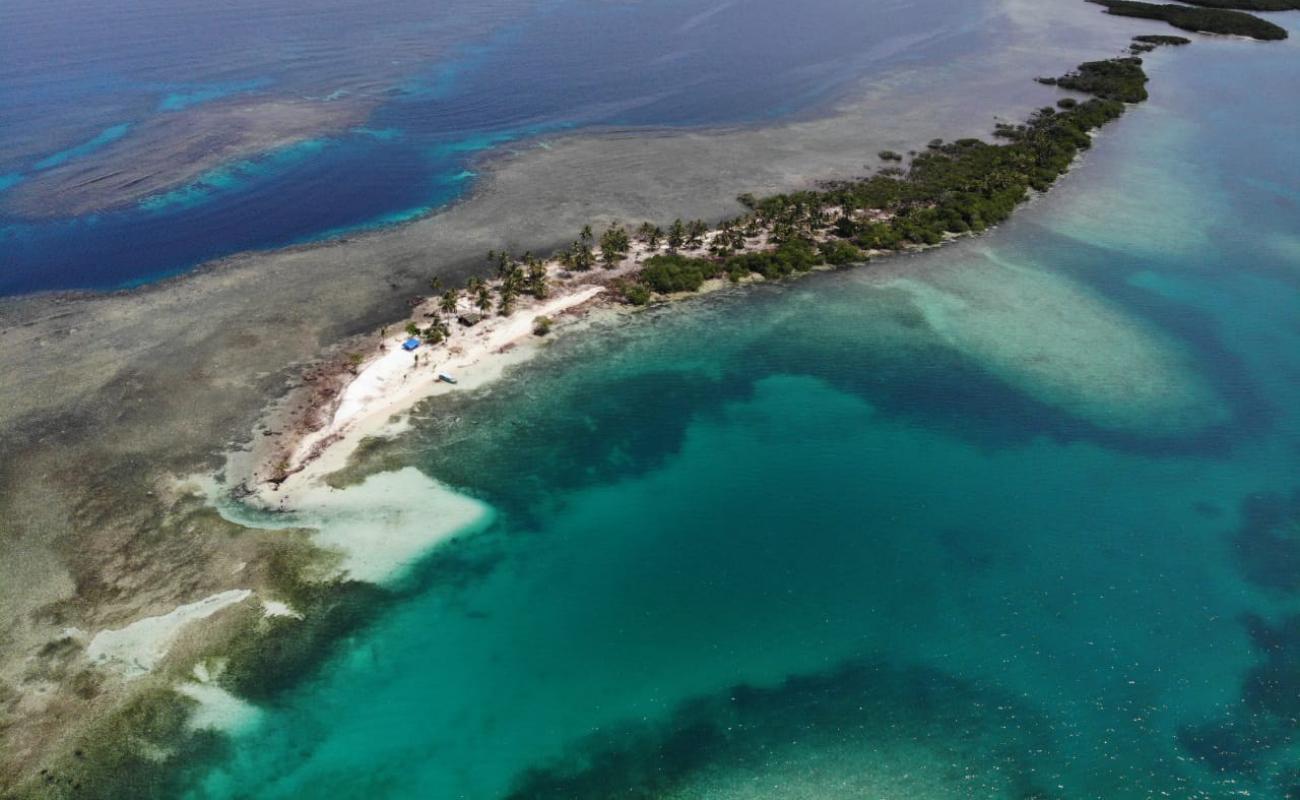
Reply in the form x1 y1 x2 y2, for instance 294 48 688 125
195 30 1300 800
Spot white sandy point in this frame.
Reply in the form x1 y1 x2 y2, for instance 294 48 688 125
86 589 253 678
284 467 495 585
270 286 604 510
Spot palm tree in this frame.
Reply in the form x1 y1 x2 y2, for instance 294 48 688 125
667 219 686 252
476 286 493 312
729 227 747 251
570 239 593 271
488 250 513 279
503 264 525 297
527 259 549 298
685 219 708 249
440 289 459 315
423 319 450 345
429 276 442 294
600 223 630 268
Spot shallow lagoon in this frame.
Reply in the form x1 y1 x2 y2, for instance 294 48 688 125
190 24 1300 800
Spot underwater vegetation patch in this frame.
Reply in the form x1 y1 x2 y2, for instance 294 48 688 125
411 361 757 522
1178 612 1300 789
1177 489 1300 786
1232 489 1300 594
503 659 1061 799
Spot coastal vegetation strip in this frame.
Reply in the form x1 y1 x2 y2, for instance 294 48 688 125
602 62 1139 304
438 58 1139 322
250 54 1150 494
1088 0 1290 40
252 52 1153 495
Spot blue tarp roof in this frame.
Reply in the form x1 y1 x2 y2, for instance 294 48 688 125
402 338 420 351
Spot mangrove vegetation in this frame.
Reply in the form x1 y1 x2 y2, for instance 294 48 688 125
1043 57 1150 102
1089 0 1289 40
1133 34 1193 45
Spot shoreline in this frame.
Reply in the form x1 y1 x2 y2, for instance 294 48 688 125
225 53 1153 524
227 223 780 519
228 234 944 523
245 282 613 510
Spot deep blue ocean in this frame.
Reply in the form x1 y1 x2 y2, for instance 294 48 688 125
187 18 1300 800
0 0 984 295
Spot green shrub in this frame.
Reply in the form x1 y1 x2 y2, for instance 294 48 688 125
623 283 652 306
819 240 866 266
639 254 719 293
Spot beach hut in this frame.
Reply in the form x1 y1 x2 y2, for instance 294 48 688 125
402 338 421 351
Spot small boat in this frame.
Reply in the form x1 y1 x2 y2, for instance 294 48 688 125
437 372 458 384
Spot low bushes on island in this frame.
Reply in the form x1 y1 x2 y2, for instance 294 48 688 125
638 254 721 294
618 58 1144 304
1051 57 1150 102
1133 33 1193 45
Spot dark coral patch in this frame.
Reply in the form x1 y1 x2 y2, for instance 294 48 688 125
1233 491 1300 593
504 660 1059 800
1178 613 1300 789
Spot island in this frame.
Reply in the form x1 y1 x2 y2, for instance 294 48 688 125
1088 0 1290 39
243 53 1147 524
2 0 1296 794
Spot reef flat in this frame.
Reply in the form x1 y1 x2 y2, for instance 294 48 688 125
1 98 370 219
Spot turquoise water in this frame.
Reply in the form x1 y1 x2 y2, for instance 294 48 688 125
30 124 132 171
156 79 274 112
194 31 1300 800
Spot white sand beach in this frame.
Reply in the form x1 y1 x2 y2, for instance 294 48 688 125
85 589 253 678
267 284 607 508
